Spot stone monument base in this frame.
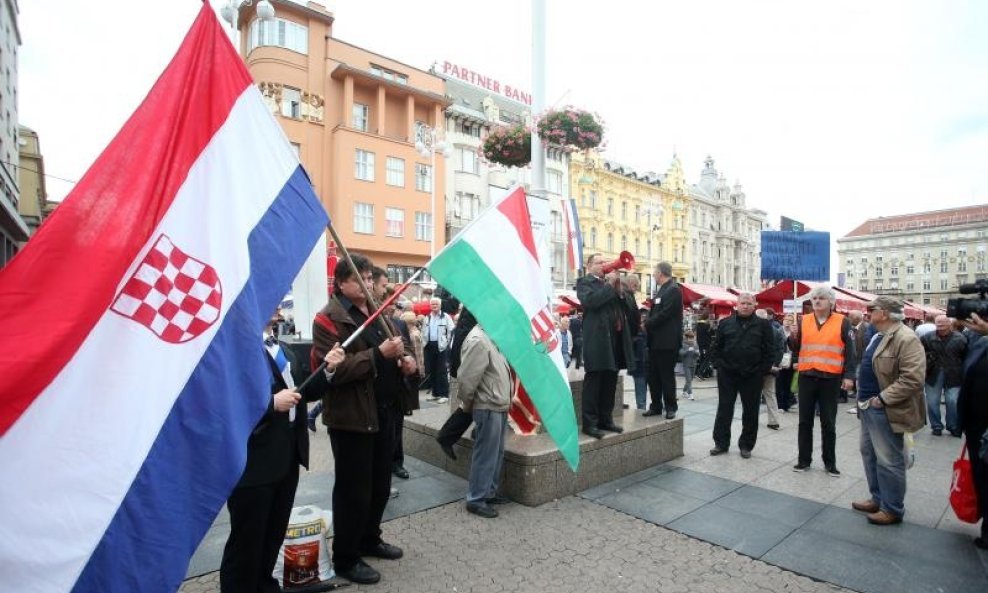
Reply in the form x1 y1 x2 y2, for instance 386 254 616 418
403 404 683 507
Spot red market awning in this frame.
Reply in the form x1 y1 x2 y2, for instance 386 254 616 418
834 287 923 320
905 301 943 319
680 283 739 308
756 281 868 315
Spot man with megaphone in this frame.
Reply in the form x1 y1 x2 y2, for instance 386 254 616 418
576 253 636 438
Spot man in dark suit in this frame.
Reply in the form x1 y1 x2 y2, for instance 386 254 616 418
220 318 345 593
575 253 635 439
644 261 683 419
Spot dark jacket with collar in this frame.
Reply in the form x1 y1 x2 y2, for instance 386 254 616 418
237 346 328 488
311 294 415 433
575 273 635 372
920 330 968 388
645 279 683 351
710 312 775 378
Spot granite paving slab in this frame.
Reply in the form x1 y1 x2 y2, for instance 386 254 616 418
667 502 798 558
643 466 743 501
595 481 708 525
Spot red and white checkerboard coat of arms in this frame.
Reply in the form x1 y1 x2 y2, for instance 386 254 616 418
111 235 223 343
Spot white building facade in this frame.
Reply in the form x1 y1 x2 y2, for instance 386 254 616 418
0 0 23 268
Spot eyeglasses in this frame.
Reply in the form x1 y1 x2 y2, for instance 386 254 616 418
867 306 882 313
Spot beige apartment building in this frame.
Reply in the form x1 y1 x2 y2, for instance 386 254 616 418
837 204 988 308
235 0 447 282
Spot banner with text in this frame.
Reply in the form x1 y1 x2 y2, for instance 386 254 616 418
760 231 830 281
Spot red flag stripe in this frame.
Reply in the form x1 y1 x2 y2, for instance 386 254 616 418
495 186 540 264
0 5 252 434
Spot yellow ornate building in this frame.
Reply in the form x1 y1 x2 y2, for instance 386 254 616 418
569 151 691 297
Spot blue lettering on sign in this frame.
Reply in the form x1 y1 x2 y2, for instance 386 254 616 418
760 231 830 281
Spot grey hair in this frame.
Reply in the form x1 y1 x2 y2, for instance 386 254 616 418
889 311 905 322
737 291 756 302
656 261 673 277
430 297 442 304
807 285 836 304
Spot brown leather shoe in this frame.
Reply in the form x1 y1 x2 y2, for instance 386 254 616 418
866 509 902 525
851 499 879 513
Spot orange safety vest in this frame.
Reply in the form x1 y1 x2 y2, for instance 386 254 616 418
797 313 846 374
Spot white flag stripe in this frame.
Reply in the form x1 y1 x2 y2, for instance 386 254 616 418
0 87 299 593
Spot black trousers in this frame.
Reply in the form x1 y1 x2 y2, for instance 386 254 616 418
776 368 796 410
328 406 396 571
646 348 678 414
797 375 841 467
712 372 763 451
583 370 618 430
393 412 405 468
423 343 449 398
572 339 583 369
220 464 300 593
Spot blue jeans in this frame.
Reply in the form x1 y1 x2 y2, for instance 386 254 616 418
633 375 648 410
467 409 508 503
924 371 960 433
682 363 696 394
859 406 907 517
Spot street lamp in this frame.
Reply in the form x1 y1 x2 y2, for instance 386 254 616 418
415 124 451 259
220 0 275 30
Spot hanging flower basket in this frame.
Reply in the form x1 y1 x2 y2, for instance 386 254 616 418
480 124 531 168
536 107 604 150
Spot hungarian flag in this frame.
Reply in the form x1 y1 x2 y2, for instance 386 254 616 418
0 5 328 593
428 186 579 470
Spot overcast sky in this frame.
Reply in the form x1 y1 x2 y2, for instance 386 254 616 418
20 0 988 245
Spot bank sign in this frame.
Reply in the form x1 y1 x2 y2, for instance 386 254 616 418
760 231 830 281
440 61 532 105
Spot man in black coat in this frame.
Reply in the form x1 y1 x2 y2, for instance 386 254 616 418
575 253 635 439
644 261 683 419
708 293 775 458
220 319 345 593
570 312 584 369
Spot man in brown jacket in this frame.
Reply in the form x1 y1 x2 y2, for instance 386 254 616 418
311 254 418 585
851 296 926 525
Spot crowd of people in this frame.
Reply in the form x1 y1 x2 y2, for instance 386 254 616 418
221 252 988 591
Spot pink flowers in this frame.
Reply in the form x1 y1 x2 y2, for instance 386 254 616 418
536 107 604 150
481 124 531 168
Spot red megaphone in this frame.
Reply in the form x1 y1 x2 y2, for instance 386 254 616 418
601 251 635 274
411 301 432 316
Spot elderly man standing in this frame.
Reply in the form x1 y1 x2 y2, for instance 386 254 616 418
576 253 635 438
920 315 967 436
793 285 857 476
709 293 776 458
644 261 683 419
851 296 926 525
423 297 455 404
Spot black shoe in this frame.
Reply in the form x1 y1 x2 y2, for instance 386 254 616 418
709 447 728 456
437 440 457 461
622 403 630 409
642 409 662 417
599 423 624 434
740 449 752 459
974 537 988 550
826 465 841 477
486 495 511 505
665 411 676 420
466 501 499 518
583 427 605 439
793 462 811 472
932 428 943 436
767 424 780 430
337 560 381 584
392 466 409 480
362 542 403 560
950 430 962 438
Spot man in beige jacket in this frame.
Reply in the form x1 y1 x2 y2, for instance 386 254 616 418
457 318 513 519
851 296 927 525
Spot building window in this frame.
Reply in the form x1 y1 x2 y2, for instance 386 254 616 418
352 103 369 131
860 280 868 290
386 157 404 187
281 87 301 118
589 227 597 248
590 191 597 209
906 281 914 291
385 208 404 237
459 148 479 174
550 211 563 241
546 170 563 194
874 267 882 278
875 280 883 291
647 239 652 259
621 202 627 220
353 202 374 234
940 261 948 274
940 249 948 259
415 163 432 192
454 192 480 220
634 205 641 223
890 265 898 276
924 262 931 274
923 279 931 291
941 278 949 290
354 149 375 181
607 233 613 252
635 238 641 256
369 63 408 84
959 259 967 272
607 198 613 216
415 212 433 242
454 120 481 137
905 264 914 274
249 18 309 54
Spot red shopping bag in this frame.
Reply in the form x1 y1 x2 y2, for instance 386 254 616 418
950 442 981 524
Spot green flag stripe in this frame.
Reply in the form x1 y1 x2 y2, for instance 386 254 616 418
430 240 580 470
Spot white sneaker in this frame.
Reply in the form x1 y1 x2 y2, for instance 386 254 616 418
684 392 695 400
436 397 449 404
847 407 858 414
389 487 400 499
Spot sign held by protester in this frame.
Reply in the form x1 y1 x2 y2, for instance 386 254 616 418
760 231 830 281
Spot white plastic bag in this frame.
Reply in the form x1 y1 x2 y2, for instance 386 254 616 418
904 432 916 470
273 505 334 588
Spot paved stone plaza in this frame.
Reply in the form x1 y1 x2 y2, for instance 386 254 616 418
182 373 988 593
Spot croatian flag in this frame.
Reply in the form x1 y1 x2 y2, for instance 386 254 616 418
562 198 584 271
0 6 328 593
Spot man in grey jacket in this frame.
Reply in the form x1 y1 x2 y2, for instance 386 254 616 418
457 319 513 518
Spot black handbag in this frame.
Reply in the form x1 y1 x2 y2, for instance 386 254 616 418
436 407 472 447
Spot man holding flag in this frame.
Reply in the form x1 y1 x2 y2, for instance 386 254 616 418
0 6 330 592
